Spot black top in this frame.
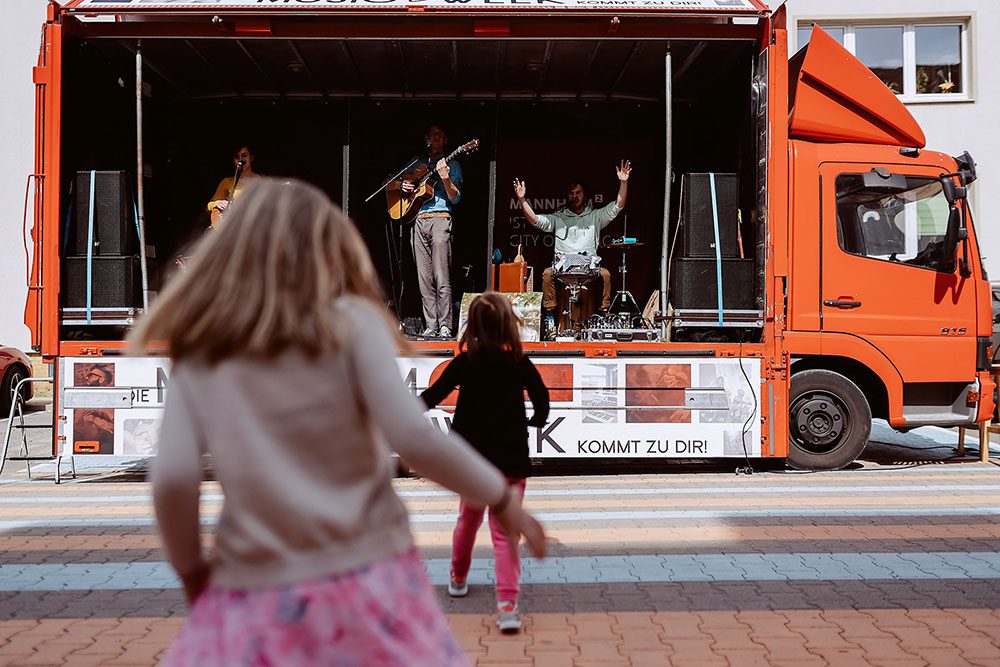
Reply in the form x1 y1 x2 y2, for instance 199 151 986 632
420 351 550 479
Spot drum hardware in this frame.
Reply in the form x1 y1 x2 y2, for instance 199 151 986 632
604 238 645 315
552 252 601 334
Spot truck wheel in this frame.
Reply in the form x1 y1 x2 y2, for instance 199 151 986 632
788 369 871 470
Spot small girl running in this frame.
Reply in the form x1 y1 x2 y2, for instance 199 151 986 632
132 180 547 666
421 293 550 632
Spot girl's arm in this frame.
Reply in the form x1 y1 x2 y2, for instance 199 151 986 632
348 302 507 506
522 357 551 427
419 354 465 409
150 369 209 603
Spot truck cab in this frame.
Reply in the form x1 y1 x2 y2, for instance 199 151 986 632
783 27 993 469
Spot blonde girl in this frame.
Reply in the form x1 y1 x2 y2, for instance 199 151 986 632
131 179 546 666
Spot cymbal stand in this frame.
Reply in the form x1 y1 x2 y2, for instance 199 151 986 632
610 246 640 314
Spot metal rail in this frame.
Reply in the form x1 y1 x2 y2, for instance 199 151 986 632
1 377 55 478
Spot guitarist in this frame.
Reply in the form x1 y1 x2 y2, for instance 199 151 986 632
207 145 259 227
401 125 463 338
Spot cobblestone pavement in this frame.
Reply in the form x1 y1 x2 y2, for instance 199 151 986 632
1 416 1000 665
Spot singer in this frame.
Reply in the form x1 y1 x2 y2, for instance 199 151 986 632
206 145 259 226
401 124 463 338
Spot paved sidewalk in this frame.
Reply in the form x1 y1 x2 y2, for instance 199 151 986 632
1 440 1000 665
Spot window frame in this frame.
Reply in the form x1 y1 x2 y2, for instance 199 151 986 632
795 19 971 104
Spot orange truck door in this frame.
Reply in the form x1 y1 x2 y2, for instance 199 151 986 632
819 162 978 414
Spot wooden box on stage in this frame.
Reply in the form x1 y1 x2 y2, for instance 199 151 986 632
491 261 532 293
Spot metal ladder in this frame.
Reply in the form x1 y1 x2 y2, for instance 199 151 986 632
1 377 75 482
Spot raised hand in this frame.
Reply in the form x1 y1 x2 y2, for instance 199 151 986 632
513 178 526 200
616 160 632 182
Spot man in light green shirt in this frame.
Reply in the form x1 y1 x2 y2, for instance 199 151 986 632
514 160 631 314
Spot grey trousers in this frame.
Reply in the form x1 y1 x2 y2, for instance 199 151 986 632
411 214 452 330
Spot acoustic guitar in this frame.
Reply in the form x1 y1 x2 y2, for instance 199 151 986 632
386 139 479 222
209 160 247 227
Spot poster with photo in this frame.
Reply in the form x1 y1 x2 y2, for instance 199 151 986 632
72 409 115 455
458 292 542 342
74 362 115 388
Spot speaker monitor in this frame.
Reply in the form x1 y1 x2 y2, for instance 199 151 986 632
671 258 756 311
74 171 134 256
681 173 740 258
63 255 142 309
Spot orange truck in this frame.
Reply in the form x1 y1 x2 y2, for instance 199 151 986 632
24 0 992 476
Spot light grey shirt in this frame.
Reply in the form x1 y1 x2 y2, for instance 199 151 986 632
151 297 507 589
535 201 622 254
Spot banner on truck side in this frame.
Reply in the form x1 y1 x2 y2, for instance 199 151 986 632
69 0 760 13
59 356 171 458
59 354 761 460
402 356 762 458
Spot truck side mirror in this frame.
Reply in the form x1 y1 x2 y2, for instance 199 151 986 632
943 206 963 274
941 178 968 205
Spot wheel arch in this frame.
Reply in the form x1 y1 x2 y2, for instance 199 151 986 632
791 355 889 421
784 331 903 424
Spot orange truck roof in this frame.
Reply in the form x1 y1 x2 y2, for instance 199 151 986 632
789 25 926 148
63 0 770 16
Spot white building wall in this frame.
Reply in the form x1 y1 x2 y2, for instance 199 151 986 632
0 0 46 349
786 0 1000 276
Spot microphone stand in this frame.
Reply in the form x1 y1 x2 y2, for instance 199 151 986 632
365 154 422 203
230 159 245 193
366 152 427 326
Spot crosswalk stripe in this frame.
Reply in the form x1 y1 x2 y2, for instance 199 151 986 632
2 484 999 505
5 506 1000 531
2 551 998 592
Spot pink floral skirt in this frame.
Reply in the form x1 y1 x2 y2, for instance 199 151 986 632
161 548 470 667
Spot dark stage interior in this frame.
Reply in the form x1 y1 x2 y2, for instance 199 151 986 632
60 34 761 335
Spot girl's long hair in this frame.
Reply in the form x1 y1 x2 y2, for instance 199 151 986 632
459 292 523 361
129 178 396 363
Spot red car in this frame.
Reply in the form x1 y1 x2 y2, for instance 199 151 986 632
1 345 32 417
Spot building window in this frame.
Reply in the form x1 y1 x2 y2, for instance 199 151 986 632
915 25 962 95
796 21 969 101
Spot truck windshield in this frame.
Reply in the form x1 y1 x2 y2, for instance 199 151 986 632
835 174 953 272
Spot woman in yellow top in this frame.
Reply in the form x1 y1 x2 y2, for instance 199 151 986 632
207 146 259 226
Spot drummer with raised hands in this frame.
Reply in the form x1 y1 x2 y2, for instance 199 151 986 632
514 159 631 331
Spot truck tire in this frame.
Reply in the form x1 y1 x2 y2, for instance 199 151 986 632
788 369 871 471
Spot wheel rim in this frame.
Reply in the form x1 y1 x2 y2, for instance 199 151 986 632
9 371 24 403
790 389 852 455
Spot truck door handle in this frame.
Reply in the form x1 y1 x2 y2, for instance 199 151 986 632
823 299 862 309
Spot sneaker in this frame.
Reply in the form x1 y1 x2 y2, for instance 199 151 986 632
496 601 522 633
448 573 468 598
420 327 438 338
439 325 453 339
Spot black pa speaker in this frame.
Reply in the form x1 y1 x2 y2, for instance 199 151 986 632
672 258 756 310
680 173 740 258
63 255 142 309
74 171 134 256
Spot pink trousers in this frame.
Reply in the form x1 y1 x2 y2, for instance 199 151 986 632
451 478 527 603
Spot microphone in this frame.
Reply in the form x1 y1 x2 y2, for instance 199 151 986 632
238 159 247 168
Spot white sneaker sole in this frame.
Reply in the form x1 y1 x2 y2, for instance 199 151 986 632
497 617 522 633
448 583 468 597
